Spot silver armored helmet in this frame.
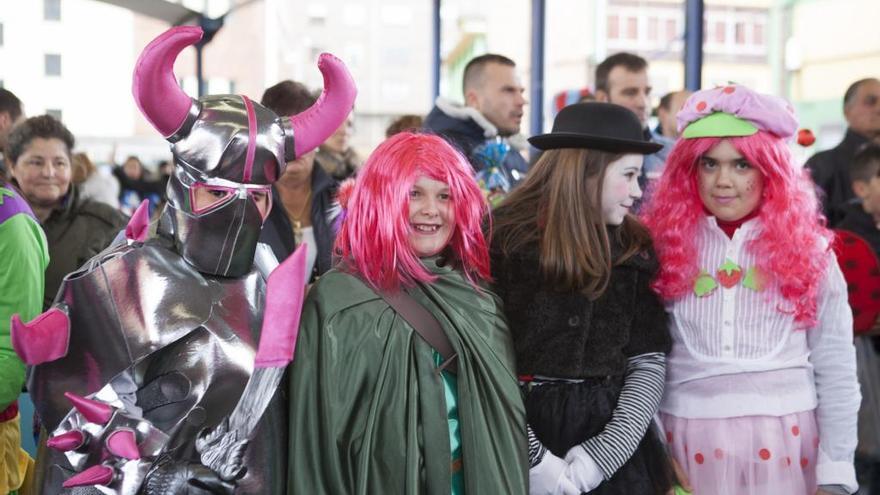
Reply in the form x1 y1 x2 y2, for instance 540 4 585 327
133 26 356 276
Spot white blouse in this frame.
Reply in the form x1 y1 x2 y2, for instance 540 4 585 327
660 216 860 489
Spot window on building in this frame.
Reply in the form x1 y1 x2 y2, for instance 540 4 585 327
307 4 327 26
666 18 677 41
44 0 61 20
715 21 725 43
753 23 764 45
45 54 62 76
625 17 637 39
648 17 658 40
735 22 746 44
607 15 619 39
47 109 62 121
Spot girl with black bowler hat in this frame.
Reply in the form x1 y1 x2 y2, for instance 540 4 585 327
490 102 674 494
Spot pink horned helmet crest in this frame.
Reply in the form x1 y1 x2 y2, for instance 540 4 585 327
131 26 356 277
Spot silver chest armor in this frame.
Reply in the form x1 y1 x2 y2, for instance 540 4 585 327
29 240 287 494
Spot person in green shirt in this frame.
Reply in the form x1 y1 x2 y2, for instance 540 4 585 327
0 182 49 494
287 131 528 494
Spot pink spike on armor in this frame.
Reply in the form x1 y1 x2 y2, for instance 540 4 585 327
254 244 308 368
64 392 113 425
288 53 357 158
11 307 71 365
125 199 151 242
132 26 202 137
47 430 85 452
62 464 114 488
106 429 141 460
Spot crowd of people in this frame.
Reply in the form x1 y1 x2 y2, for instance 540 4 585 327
0 23 879 495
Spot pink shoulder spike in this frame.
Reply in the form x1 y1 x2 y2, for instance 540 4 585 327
62 464 114 488
106 429 140 460
11 307 70 365
125 199 151 242
47 430 85 452
254 243 308 368
65 392 113 425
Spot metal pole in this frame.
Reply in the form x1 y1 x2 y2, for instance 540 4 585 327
684 0 704 91
432 0 441 101
530 0 546 141
196 43 205 98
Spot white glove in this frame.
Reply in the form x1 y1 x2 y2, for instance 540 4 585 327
564 445 604 493
529 451 581 495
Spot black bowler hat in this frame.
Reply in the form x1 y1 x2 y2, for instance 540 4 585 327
529 102 662 154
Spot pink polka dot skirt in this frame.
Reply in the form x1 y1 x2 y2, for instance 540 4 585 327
661 410 818 495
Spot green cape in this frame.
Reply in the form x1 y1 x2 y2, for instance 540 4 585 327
287 258 528 494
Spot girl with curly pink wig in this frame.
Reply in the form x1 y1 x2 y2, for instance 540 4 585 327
642 85 859 495
287 131 528 494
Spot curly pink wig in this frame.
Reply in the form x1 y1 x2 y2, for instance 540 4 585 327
641 131 832 324
334 132 491 291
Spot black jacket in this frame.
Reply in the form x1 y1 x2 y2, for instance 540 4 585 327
41 185 128 309
490 235 671 379
838 202 880 256
259 163 339 281
423 98 529 181
806 129 870 227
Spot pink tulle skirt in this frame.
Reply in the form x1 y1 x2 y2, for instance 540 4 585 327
661 410 818 495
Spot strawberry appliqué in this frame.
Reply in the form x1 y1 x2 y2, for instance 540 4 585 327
716 258 742 288
694 262 764 297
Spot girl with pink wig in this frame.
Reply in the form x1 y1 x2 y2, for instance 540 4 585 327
286 132 528 494
642 84 859 495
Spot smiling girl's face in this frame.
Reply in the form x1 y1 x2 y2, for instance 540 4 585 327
408 175 455 257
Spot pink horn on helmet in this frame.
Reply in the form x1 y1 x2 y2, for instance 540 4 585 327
288 53 357 158
132 26 203 138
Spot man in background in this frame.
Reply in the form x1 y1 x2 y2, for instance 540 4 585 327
655 90 692 139
0 89 24 181
424 53 529 192
807 78 880 226
594 52 670 188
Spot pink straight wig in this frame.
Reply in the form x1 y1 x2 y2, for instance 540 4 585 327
334 132 491 291
641 131 832 325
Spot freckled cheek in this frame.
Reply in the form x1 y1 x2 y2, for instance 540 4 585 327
697 175 713 198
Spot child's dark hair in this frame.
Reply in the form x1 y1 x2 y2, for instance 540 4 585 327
850 143 880 183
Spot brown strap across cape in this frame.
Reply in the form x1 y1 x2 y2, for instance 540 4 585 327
355 274 458 374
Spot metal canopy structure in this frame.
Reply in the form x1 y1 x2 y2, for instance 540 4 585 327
95 0 259 98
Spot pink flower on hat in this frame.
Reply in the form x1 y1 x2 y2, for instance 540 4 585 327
676 84 798 139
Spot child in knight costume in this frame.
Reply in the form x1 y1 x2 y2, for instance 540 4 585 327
11 26 355 494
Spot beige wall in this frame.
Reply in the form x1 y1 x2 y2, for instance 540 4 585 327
788 0 880 102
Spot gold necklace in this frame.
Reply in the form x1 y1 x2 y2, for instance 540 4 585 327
288 190 312 246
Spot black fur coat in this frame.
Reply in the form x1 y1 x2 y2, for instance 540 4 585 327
490 235 671 379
